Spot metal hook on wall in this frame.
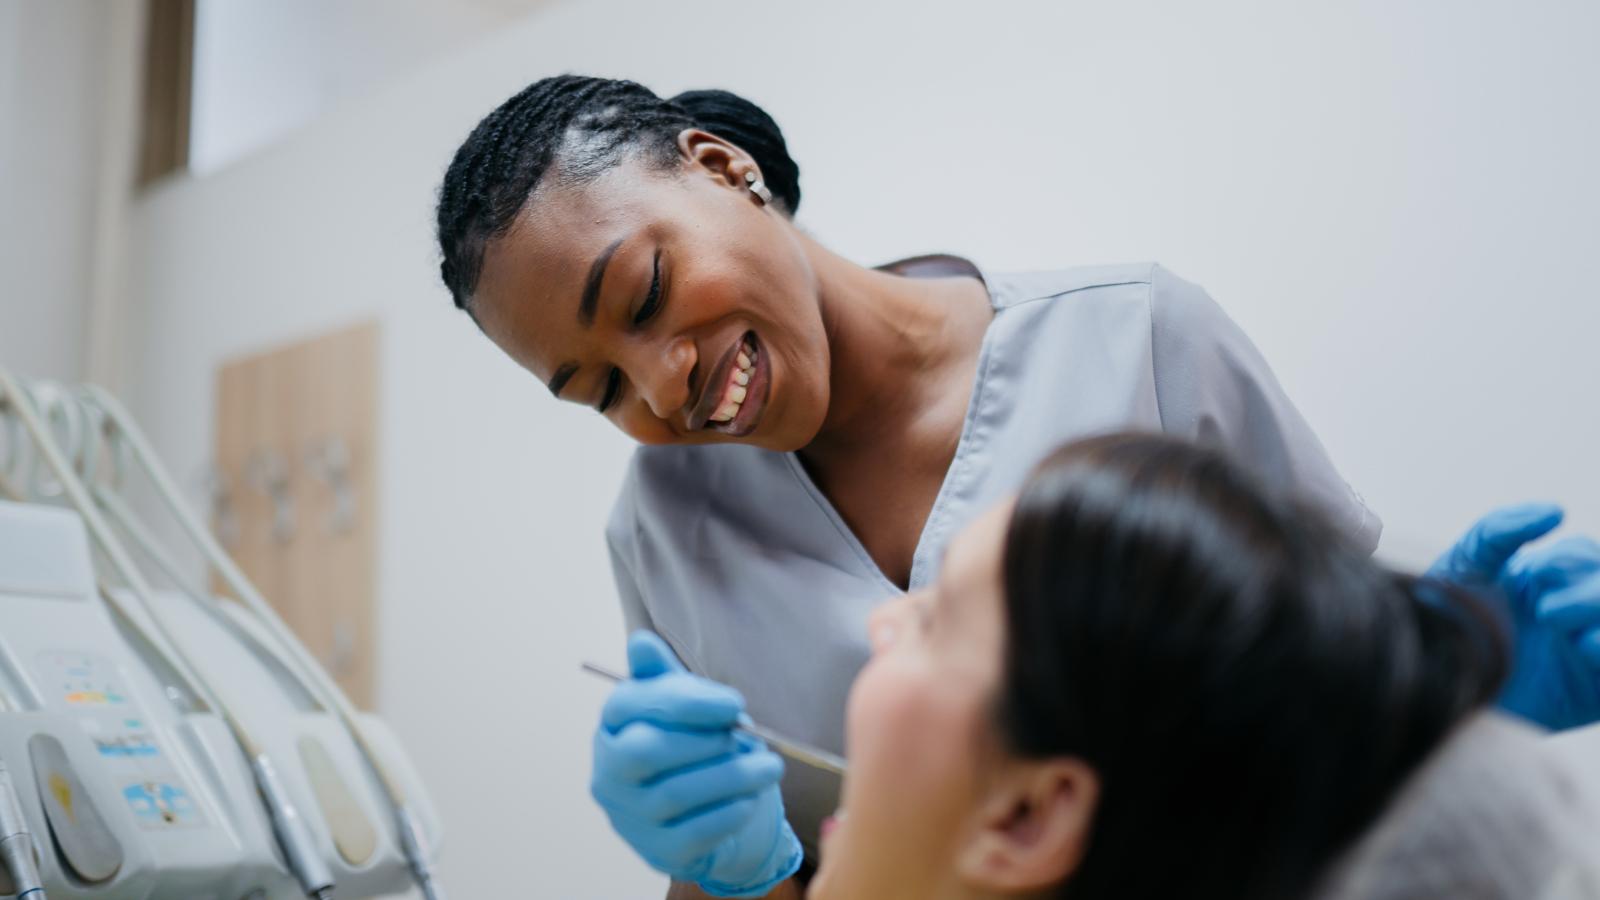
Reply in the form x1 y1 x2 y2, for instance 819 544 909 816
198 464 241 549
327 621 357 678
303 436 356 535
245 449 295 544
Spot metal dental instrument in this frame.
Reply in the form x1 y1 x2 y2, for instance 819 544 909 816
580 661 848 776
0 758 46 899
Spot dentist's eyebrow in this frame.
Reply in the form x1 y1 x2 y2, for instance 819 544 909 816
579 237 625 328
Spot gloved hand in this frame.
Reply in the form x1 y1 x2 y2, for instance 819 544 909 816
590 631 803 897
1427 503 1600 730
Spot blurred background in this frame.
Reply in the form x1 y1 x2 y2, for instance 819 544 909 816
2 1 1596 896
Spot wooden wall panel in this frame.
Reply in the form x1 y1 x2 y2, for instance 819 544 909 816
213 322 379 708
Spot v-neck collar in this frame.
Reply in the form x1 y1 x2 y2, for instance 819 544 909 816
780 258 1005 594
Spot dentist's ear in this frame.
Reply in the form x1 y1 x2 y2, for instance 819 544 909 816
955 757 1099 892
676 127 757 193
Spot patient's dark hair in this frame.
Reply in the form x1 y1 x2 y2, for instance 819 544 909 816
999 433 1507 900
436 75 799 311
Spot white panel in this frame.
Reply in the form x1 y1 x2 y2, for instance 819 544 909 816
0 502 95 600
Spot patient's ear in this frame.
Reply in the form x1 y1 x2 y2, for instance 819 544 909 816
955 757 1099 892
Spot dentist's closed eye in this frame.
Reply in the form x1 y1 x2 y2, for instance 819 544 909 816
598 253 665 414
597 368 621 413
632 251 664 326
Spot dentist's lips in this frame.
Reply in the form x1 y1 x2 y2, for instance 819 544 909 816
689 331 770 437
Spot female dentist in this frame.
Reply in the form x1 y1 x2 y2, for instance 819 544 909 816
433 76 1600 897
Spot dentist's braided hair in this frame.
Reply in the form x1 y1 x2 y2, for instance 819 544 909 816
436 75 800 312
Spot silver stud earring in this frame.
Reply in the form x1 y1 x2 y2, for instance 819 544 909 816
744 170 773 206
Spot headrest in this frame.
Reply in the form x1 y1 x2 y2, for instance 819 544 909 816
1314 712 1600 899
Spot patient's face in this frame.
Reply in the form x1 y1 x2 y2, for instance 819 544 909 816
811 503 1012 900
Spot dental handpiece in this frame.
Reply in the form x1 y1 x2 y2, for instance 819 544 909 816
0 761 46 899
581 662 847 776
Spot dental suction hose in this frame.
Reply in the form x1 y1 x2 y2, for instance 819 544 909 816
0 762 46 899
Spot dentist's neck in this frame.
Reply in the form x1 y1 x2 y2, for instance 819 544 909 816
796 231 989 460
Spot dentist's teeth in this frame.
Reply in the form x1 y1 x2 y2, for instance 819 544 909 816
707 337 759 428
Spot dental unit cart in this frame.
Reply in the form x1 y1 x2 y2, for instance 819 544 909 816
0 370 446 900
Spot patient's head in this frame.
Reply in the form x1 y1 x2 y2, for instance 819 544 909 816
813 433 1506 900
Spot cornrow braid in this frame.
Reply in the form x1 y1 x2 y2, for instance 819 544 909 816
435 75 694 310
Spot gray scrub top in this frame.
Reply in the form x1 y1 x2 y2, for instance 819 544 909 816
605 261 1381 858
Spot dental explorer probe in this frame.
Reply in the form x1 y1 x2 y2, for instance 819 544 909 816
581 662 848 776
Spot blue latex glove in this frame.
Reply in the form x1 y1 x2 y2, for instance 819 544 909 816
590 631 803 897
1427 503 1600 730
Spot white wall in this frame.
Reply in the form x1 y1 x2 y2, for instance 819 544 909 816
190 0 551 174
123 1 1600 896
0 0 109 382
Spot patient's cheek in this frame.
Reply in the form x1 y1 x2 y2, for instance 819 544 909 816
827 639 994 899
846 658 979 815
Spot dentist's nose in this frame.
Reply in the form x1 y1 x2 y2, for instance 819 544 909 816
629 335 696 421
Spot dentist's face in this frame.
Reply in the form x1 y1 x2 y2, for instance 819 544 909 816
811 503 1013 900
471 139 834 451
